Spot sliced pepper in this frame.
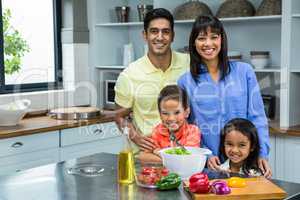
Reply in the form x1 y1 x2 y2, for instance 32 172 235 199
156 173 181 190
227 177 247 188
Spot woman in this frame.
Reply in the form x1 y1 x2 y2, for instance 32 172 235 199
177 15 272 178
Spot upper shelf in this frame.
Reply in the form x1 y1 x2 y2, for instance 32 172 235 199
254 67 281 73
95 65 125 70
290 68 300 73
95 15 282 27
292 14 300 18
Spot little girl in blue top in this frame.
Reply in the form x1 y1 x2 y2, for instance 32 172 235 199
219 118 262 176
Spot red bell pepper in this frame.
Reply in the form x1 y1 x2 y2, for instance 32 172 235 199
189 173 210 194
189 172 208 183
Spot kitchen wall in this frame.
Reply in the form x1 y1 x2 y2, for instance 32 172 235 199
0 0 93 110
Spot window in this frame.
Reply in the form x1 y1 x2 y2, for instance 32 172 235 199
0 0 62 94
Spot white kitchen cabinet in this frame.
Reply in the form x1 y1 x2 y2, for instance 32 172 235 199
0 122 124 174
275 135 300 183
60 136 123 161
60 122 123 160
60 122 120 146
0 131 60 175
89 0 300 127
0 149 59 175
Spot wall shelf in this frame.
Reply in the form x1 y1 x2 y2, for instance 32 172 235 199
254 67 281 73
290 68 300 73
292 14 300 18
95 22 142 27
95 65 125 70
96 15 281 27
220 15 281 22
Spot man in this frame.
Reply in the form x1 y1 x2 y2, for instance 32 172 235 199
114 8 189 151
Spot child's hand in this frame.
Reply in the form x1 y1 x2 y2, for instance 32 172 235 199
258 157 272 179
207 156 221 171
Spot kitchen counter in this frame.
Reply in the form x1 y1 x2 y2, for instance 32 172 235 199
0 110 116 139
1 110 300 139
0 153 299 200
269 120 300 137
0 153 187 200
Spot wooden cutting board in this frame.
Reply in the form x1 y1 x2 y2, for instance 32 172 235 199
184 177 287 200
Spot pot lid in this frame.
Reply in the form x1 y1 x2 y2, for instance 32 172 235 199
49 106 102 120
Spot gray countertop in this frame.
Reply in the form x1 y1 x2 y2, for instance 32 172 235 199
0 153 299 200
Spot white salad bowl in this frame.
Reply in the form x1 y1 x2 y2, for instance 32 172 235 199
159 147 212 180
0 99 31 126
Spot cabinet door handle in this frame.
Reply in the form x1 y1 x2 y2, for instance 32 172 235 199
11 142 23 148
93 129 103 134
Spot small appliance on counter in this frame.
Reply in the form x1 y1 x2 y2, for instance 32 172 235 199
262 94 275 119
104 79 117 110
48 106 102 120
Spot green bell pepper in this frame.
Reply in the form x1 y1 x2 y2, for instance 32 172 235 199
156 173 181 190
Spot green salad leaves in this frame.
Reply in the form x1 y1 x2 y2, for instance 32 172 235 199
165 147 191 155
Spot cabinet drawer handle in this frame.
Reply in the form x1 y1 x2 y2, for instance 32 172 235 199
93 129 103 134
11 142 23 148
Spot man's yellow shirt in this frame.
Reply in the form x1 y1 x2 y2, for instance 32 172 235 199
115 51 189 136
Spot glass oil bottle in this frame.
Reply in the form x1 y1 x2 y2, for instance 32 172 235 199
118 119 135 184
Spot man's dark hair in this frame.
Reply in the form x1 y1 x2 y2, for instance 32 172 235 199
157 85 189 112
144 8 174 32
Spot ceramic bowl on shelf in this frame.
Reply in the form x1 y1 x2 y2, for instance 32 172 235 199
0 99 31 126
250 51 270 69
159 147 211 180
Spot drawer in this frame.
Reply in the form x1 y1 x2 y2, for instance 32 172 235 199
60 122 121 146
0 148 59 175
0 131 59 157
60 136 123 161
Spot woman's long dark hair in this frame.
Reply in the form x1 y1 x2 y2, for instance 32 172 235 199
189 15 230 82
219 118 260 175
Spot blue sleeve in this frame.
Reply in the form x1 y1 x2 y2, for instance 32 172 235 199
246 66 270 159
178 74 195 124
177 74 185 89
